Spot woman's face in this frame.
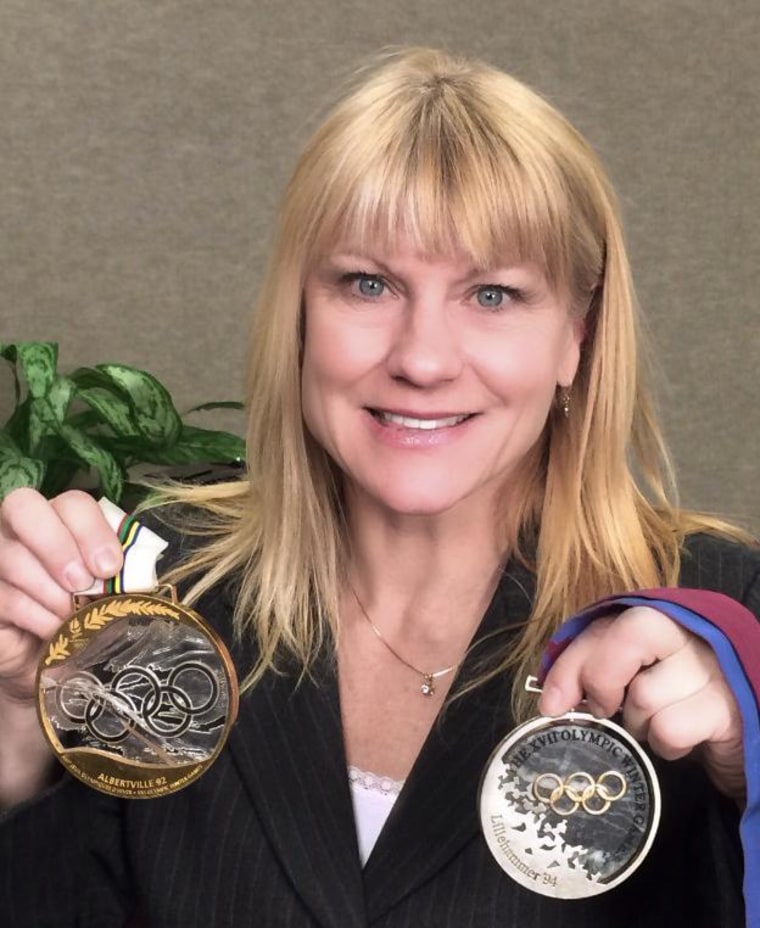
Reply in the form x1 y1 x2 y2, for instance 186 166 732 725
301 239 582 520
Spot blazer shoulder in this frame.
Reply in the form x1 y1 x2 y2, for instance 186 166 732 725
678 532 760 613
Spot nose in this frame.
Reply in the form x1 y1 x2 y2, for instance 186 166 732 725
386 298 463 387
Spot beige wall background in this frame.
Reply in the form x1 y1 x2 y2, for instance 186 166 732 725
2 0 758 528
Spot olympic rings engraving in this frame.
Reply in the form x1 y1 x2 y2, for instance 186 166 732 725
532 770 627 816
55 661 220 744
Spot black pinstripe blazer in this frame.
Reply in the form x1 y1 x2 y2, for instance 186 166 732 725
2 533 759 928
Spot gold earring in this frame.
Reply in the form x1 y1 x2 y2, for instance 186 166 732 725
559 387 571 419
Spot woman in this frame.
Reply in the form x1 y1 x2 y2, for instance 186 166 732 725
0 47 757 927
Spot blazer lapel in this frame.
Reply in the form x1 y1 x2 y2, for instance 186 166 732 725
200 555 534 926
363 561 536 921
224 633 367 928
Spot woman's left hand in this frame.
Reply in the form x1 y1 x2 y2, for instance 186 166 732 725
538 606 746 801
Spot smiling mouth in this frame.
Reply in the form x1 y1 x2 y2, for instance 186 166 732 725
369 410 474 430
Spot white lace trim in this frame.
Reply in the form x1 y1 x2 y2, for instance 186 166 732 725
348 765 404 796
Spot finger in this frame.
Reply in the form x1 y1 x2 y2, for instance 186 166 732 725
1 489 121 592
0 623 46 701
645 680 740 762
540 607 691 717
622 638 715 740
538 617 614 715
51 491 123 580
0 578 66 641
0 539 74 617
1 488 95 591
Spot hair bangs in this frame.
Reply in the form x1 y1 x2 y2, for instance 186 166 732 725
305 78 575 291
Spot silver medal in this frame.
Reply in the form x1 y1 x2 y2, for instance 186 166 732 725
479 687 661 899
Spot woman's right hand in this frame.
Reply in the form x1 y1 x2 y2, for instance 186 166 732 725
0 488 124 806
0 487 124 702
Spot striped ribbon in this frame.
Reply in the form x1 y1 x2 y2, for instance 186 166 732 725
80 498 168 596
104 510 143 594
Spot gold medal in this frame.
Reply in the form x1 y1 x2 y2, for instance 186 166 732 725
479 679 661 898
37 588 239 799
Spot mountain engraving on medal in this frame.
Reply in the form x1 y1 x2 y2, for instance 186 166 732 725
37 592 239 797
41 613 228 765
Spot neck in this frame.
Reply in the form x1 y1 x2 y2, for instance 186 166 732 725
343 488 508 644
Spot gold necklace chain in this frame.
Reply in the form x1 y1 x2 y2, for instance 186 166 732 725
351 588 461 697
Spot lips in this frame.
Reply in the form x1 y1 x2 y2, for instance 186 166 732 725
369 409 474 430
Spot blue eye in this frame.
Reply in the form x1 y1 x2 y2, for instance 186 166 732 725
355 275 386 298
476 286 506 308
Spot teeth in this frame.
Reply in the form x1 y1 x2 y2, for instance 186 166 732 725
376 411 469 430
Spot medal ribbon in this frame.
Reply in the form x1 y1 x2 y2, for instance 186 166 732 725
104 510 141 594
80 498 169 596
538 590 760 928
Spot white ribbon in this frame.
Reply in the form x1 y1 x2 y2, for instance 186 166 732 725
79 498 168 596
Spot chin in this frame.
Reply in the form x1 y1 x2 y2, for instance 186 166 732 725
383 499 457 518
344 461 507 520
364 481 480 519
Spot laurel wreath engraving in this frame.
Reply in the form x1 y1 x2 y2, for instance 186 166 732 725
44 599 178 665
45 633 72 665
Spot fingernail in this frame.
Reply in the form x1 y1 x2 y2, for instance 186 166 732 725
63 562 94 593
93 548 121 577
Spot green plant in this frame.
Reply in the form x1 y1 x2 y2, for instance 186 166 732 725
0 341 246 503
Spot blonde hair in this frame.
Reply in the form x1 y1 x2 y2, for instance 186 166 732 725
155 48 750 713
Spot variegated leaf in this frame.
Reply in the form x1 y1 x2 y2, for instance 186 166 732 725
77 385 140 437
137 424 245 465
96 365 182 447
46 375 75 421
58 424 125 501
16 343 58 399
0 455 45 499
